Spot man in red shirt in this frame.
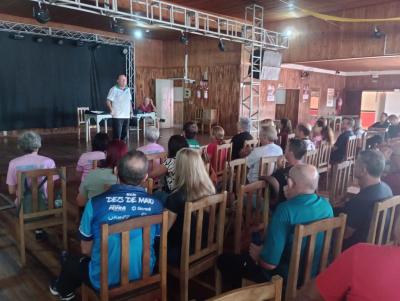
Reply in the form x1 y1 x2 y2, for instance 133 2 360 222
294 217 400 301
138 96 156 113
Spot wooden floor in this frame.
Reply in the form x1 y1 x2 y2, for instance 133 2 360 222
0 128 215 301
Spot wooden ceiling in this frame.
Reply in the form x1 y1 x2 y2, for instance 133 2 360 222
299 56 400 72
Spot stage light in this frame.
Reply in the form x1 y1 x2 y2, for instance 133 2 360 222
110 18 125 34
9 33 25 40
56 39 64 45
33 2 51 24
33 36 44 43
284 28 293 37
180 32 188 45
122 48 128 55
133 29 143 39
218 39 225 52
75 40 85 47
373 26 385 39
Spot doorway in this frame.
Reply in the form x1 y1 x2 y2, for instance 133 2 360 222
275 89 300 126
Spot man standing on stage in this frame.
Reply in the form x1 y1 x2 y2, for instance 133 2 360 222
106 74 132 141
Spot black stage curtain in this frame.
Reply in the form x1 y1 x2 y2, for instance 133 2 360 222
0 32 125 130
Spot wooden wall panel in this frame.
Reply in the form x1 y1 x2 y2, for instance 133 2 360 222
346 74 400 91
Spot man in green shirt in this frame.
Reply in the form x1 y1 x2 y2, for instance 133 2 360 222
217 164 333 289
183 121 200 149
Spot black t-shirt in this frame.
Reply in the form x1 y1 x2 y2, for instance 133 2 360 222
370 121 390 129
343 182 393 249
231 131 253 160
330 130 354 163
388 124 400 139
271 166 292 203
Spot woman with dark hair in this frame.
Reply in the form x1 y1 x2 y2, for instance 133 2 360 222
279 118 293 151
76 140 128 207
149 135 188 192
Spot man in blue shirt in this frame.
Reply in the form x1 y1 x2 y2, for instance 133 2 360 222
50 151 163 301
217 164 333 289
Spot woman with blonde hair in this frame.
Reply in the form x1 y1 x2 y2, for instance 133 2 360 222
165 148 215 264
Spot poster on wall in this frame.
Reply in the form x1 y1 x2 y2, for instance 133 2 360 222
266 84 276 102
310 89 320 109
326 88 335 107
302 84 310 101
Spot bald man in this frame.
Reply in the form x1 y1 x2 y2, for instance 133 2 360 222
217 164 333 289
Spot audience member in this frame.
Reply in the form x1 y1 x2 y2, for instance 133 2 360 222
149 135 188 192
311 119 324 148
382 145 400 195
231 117 253 160
321 125 334 146
261 138 307 206
165 148 215 264
137 126 165 155
388 114 400 139
138 96 156 113
341 150 392 249
294 217 400 301
370 112 390 129
295 123 315 151
183 121 200 149
76 133 109 182
247 126 283 183
50 151 163 300
217 165 333 289
278 118 293 151
76 140 128 207
207 126 226 172
330 117 354 163
353 117 365 138
6 131 56 199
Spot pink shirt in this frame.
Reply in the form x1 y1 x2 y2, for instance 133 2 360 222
6 153 56 187
76 151 106 181
137 143 165 155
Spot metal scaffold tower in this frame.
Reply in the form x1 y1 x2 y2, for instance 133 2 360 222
241 4 264 136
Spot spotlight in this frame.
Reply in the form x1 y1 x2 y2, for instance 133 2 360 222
288 2 295 9
218 39 225 52
145 29 150 33
110 18 125 34
284 28 293 37
133 29 143 39
56 39 64 45
9 33 25 40
33 3 51 24
180 32 188 45
33 36 44 43
122 48 128 55
373 26 385 39
75 40 85 47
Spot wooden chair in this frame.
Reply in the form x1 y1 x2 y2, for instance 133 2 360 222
77 107 94 140
345 136 358 161
201 109 219 134
328 161 353 206
207 276 283 301
258 156 282 177
285 214 347 301
316 142 332 191
82 211 168 301
356 132 367 153
222 158 247 201
146 152 167 189
145 178 154 194
234 181 269 254
16 167 68 266
194 108 203 128
367 196 400 245
304 149 319 166
223 138 232 144
244 139 259 150
168 192 227 301
214 143 232 179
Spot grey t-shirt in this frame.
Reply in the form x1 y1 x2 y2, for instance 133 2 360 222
79 168 117 199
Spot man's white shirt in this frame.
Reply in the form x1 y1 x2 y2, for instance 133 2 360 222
107 85 132 119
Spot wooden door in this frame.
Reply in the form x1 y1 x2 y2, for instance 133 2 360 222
275 89 300 126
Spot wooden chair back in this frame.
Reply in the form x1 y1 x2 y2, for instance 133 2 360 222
77 107 89 125
367 196 400 245
168 192 227 301
222 158 247 196
258 156 282 177
304 149 319 166
223 138 232 144
207 276 283 301
317 142 331 172
145 178 154 194
214 144 232 177
93 212 168 301
146 152 167 189
244 139 259 150
329 161 353 206
286 214 347 301
194 108 203 122
199 145 209 162
345 136 358 161
357 132 367 152
17 167 68 265
234 181 269 254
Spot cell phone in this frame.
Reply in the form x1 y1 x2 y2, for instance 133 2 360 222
251 231 263 246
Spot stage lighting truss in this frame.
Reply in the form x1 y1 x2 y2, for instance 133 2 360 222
0 19 135 105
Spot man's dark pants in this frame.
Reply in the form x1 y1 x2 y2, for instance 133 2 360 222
112 118 129 141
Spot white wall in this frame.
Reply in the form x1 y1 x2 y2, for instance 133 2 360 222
384 91 400 116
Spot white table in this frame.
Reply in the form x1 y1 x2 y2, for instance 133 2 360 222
85 112 112 142
129 112 158 142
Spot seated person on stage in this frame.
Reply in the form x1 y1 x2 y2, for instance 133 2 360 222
261 138 307 206
138 96 156 113
340 150 392 250
6 131 56 201
295 123 315 151
50 151 164 301
76 140 128 207
137 126 165 155
76 133 109 182
149 135 188 193
165 148 215 265
388 114 400 139
231 117 253 160
183 121 200 149
247 126 283 183
278 118 293 151
382 145 400 195
217 165 333 289
369 112 390 129
330 117 354 163
294 218 400 301
207 126 226 173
